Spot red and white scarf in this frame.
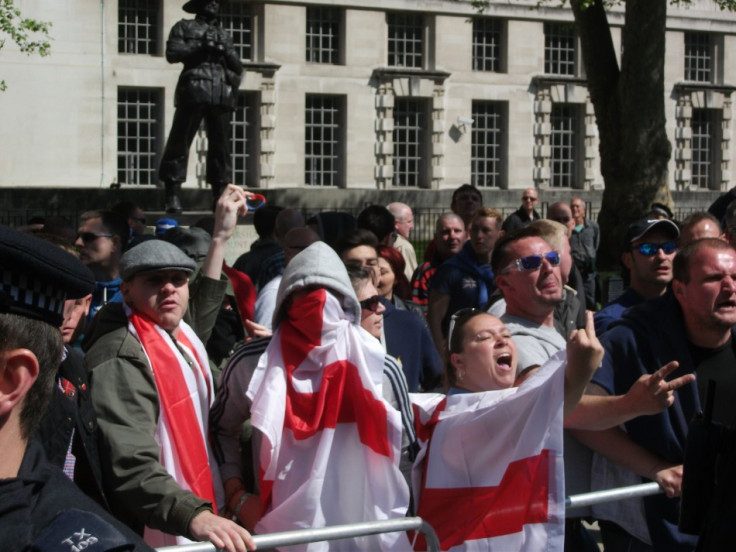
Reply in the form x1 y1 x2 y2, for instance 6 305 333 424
126 305 222 546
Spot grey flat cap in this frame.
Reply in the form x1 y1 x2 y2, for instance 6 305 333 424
120 239 197 281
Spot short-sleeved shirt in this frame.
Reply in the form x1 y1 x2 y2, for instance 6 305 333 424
501 314 566 374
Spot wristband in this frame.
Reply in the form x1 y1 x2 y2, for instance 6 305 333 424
246 193 266 211
231 491 251 522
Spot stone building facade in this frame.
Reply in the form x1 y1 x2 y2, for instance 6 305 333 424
1 0 735 205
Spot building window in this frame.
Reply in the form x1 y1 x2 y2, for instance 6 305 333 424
305 95 344 187
220 0 253 60
684 32 712 83
306 7 340 64
393 98 428 187
118 0 160 55
387 12 424 69
231 92 259 188
472 18 503 72
549 104 581 188
471 101 505 188
544 23 577 76
691 108 720 189
117 87 162 186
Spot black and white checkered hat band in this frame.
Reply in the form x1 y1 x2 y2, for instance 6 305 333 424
0 269 65 324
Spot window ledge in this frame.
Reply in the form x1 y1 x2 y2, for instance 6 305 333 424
372 67 451 82
241 62 281 77
674 82 736 96
532 75 588 87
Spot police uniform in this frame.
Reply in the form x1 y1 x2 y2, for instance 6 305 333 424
35 346 106 507
2 441 151 552
0 225 153 552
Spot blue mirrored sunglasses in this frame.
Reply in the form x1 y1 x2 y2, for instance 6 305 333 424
636 241 677 257
503 251 560 273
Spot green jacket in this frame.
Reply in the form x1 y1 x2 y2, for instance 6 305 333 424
83 275 226 537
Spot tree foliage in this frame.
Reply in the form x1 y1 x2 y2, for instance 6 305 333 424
0 0 51 91
461 0 736 268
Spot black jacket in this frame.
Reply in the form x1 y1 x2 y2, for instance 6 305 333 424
501 206 540 233
35 347 106 507
0 440 152 552
167 15 243 109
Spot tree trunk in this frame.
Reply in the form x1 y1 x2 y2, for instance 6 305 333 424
571 0 673 269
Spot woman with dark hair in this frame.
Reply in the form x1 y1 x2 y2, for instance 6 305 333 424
411 309 601 550
376 245 412 303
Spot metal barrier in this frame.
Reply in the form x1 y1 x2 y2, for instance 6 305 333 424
566 481 663 509
156 516 440 552
155 484 663 551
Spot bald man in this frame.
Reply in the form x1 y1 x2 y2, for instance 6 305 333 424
502 188 540 232
547 201 575 237
678 212 724 247
387 202 418 280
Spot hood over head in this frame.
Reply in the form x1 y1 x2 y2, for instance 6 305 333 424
272 241 360 328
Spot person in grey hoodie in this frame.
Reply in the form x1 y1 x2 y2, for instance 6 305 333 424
213 242 413 541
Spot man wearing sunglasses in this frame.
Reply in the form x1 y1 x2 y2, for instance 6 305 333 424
595 218 679 335
75 210 130 327
501 187 540 233
492 226 694 551
574 237 736 551
491 228 566 373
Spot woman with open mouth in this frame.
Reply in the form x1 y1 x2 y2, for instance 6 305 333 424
411 308 602 551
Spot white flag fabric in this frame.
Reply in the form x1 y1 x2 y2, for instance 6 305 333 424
247 289 410 551
411 351 567 552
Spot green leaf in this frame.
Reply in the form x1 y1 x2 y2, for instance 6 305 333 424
0 0 52 89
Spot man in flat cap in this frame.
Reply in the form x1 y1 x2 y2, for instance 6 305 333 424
0 226 152 551
158 0 243 214
85 192 255 550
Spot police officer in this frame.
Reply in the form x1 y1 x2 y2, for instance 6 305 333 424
0 225 153 552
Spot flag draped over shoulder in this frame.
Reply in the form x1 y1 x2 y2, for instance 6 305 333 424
126 305 222 547
247 288 410 551
411 351 567 552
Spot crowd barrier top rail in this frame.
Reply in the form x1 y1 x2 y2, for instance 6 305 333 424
565 481 663 509
156 483 663 551
156 516 440 552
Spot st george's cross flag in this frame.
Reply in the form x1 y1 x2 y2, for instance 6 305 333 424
247 288 410 551
411 351 567 552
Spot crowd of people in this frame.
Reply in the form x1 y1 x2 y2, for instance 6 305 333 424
2 181 736 552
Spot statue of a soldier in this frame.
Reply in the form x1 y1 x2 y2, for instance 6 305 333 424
159 0 243 214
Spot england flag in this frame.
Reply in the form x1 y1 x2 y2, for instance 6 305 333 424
247 289 411 551
411 352 567 552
